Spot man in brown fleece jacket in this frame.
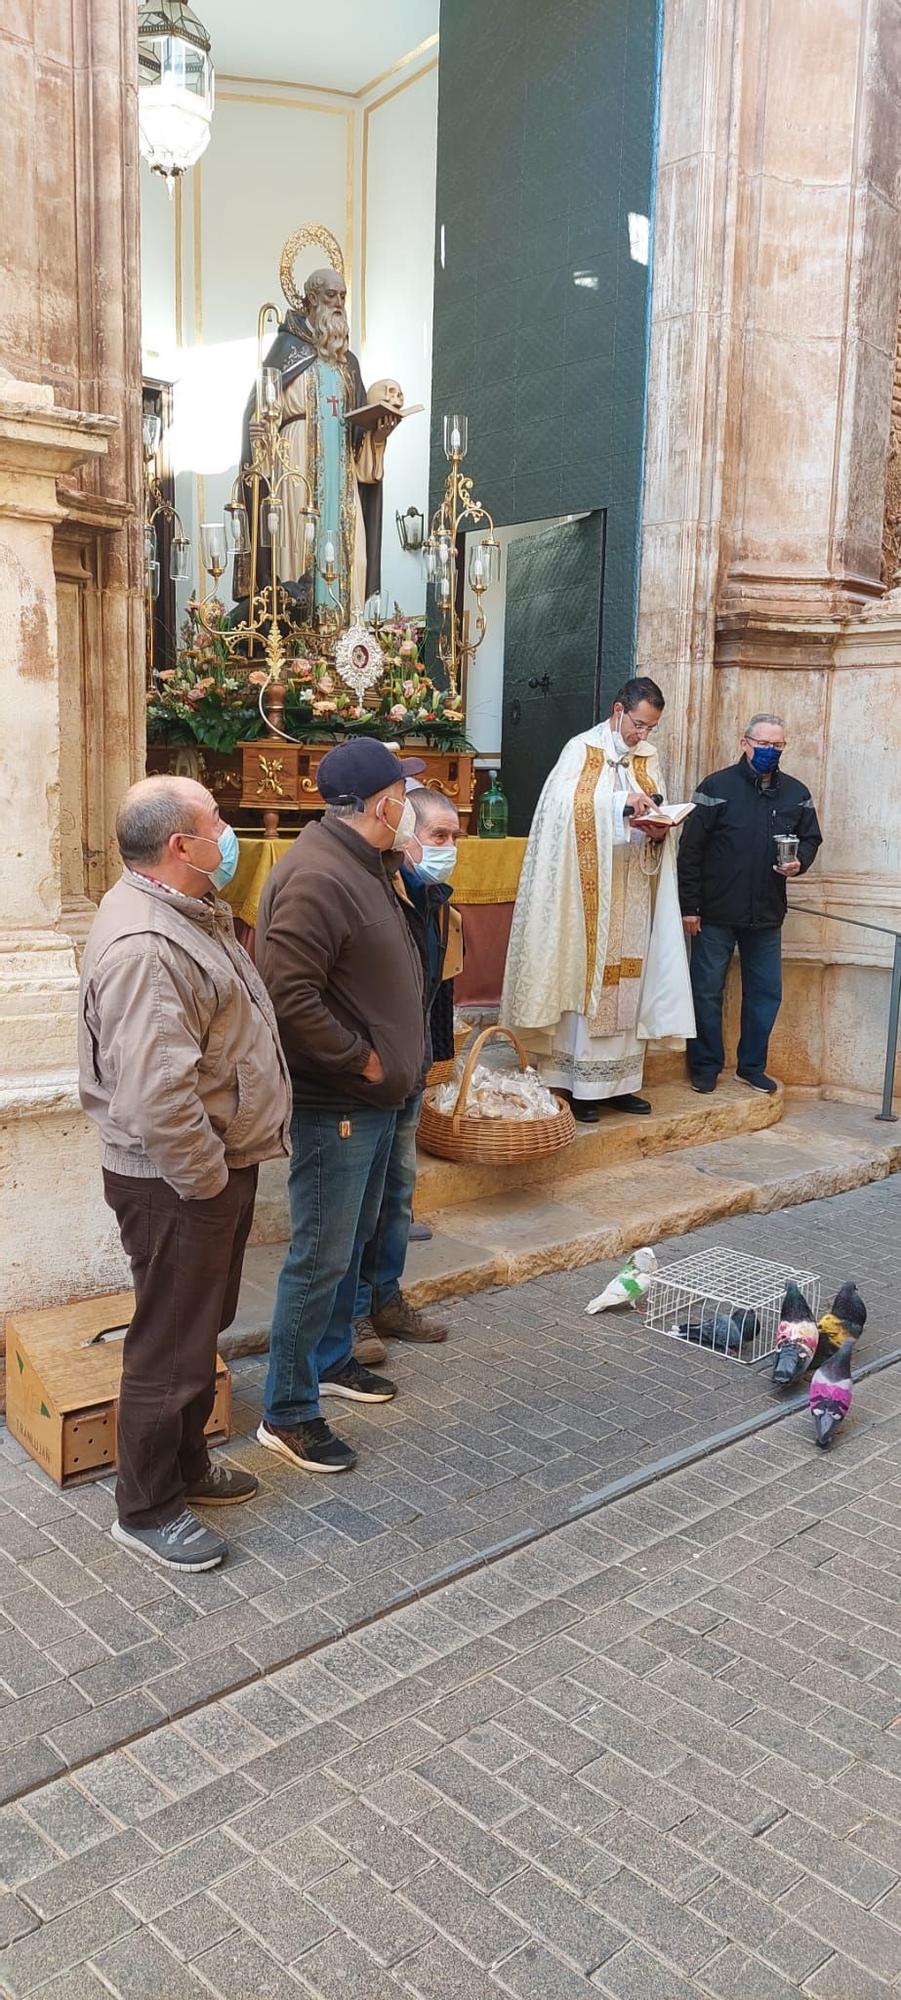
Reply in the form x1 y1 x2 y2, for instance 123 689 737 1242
255 739 426 1474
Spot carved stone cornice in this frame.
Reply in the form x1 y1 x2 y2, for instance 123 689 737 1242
714 612 841 672
0 402 116 524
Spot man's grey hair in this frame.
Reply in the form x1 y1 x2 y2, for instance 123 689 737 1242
407 785 460 831
744 711 785 739
116 778 201 864
324 798 365 821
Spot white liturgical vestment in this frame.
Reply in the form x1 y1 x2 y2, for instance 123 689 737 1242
500 720 695 1100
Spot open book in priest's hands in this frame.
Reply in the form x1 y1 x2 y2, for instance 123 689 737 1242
628 800 696 832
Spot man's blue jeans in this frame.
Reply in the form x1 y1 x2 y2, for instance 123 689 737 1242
688 923 783 1081
264 1103 397 1428
354 1090 422 1320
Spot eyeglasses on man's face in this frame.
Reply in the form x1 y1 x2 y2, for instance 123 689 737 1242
624 712 660 738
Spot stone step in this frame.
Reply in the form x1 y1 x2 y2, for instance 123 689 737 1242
224 1097 901 1356
413 1074 782 1210
251 1073 783 1240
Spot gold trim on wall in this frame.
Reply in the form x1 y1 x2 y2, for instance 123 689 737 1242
216 35 438 105
192 161 203 341
217 88 348 116
192 97 355 329
355 34 438 101
174 179 184 347
361 59 438 346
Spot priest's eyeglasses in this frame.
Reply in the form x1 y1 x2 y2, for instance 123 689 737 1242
624 714 660 737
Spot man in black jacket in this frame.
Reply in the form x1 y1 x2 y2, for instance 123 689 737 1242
255 739 425 1474
677 714 822 1094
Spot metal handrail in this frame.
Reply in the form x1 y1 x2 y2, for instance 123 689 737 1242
791 903 901 1122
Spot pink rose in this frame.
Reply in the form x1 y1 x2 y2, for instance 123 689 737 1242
248 670 269 686
387 703 408 723
317 672 334 695
400 638 416 657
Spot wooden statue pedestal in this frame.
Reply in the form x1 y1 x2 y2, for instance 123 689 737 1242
239 741 475 826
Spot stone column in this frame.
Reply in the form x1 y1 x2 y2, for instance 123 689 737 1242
639 0 901 1103
1 0 145 903
0 383 129 1346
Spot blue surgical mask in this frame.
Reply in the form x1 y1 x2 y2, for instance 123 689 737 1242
417 843 457 883
750 744 781 775
183 823 240 891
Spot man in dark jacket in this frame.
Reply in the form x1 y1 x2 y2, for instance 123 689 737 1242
677 713 822 1094
354 788 463 1366
255 740 425 1474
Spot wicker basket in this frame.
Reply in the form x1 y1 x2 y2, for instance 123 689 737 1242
425 1021 473 1089
418 1025 577 1164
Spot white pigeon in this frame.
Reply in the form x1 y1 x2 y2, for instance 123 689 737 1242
586 1247 658 1315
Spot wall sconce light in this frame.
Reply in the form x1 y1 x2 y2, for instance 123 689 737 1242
396 504 425 553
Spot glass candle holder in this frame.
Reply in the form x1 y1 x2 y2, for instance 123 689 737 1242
258 366 283 420
443 413 468 460
169 536 191 581
199 522 227 575
225 503 249 554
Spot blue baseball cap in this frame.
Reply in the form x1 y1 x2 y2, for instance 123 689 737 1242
317 737 408 805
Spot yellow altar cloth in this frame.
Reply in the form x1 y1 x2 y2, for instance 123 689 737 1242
452 837 527 906
222 833 527 930
222 838 293 929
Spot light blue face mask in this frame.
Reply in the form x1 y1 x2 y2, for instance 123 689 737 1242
183 823 240 891
417 843 457 884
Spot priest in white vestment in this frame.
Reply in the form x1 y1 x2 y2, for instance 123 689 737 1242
501 677 695 1120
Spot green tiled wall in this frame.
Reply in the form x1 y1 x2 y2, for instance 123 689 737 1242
430 0 659 708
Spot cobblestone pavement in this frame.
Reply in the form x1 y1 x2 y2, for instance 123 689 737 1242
4 1364 901 1997
0 1177 899 1799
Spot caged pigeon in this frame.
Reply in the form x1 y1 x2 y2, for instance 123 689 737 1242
809 1337 854 1449
586 1247 657 1315
771 1279 819 1388
816 1281 866 1364
679 1307 758 1355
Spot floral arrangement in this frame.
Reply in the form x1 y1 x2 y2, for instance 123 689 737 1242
148 609 474 751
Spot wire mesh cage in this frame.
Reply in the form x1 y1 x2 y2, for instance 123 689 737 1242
644 1247 821 1366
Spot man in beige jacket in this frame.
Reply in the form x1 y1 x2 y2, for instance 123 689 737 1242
79 776 291 1572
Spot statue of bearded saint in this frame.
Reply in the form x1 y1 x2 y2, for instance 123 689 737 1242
237 268 401 619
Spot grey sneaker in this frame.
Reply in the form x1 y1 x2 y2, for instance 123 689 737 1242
111 1508 227 1571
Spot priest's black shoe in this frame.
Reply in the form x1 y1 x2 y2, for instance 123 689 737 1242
737 1070 778 1095
609 1093 652 1116
572 1099 602 1123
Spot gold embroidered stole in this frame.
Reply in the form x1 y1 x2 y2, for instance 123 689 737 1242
573 743 652 1034
574 746 605 1014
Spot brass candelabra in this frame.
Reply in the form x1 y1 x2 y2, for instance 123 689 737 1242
425 415 501 701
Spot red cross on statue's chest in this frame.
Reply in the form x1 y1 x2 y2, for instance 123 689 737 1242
326 393 341 417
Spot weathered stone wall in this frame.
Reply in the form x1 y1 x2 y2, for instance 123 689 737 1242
639 0 901 1106
0 0 144 1370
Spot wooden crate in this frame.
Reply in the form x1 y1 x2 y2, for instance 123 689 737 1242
5 1290 231 1488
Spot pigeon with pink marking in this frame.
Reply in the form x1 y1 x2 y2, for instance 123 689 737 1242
809 1338 854 1449
771 1279 819 1388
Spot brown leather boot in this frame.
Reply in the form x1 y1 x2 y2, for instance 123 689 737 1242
371 1292 448 1344
353 1317 389 1365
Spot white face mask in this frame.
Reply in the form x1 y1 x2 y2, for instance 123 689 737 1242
610 711 633 760
418 843 458 883
379 793 417 852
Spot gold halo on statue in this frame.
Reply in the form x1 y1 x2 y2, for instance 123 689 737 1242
279 225 346 311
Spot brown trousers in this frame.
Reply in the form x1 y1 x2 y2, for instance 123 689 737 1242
102 1166 258 1529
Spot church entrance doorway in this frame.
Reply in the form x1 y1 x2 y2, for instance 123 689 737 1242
499 511 606 835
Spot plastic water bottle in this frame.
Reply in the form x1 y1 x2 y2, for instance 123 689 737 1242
478 769 508 839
